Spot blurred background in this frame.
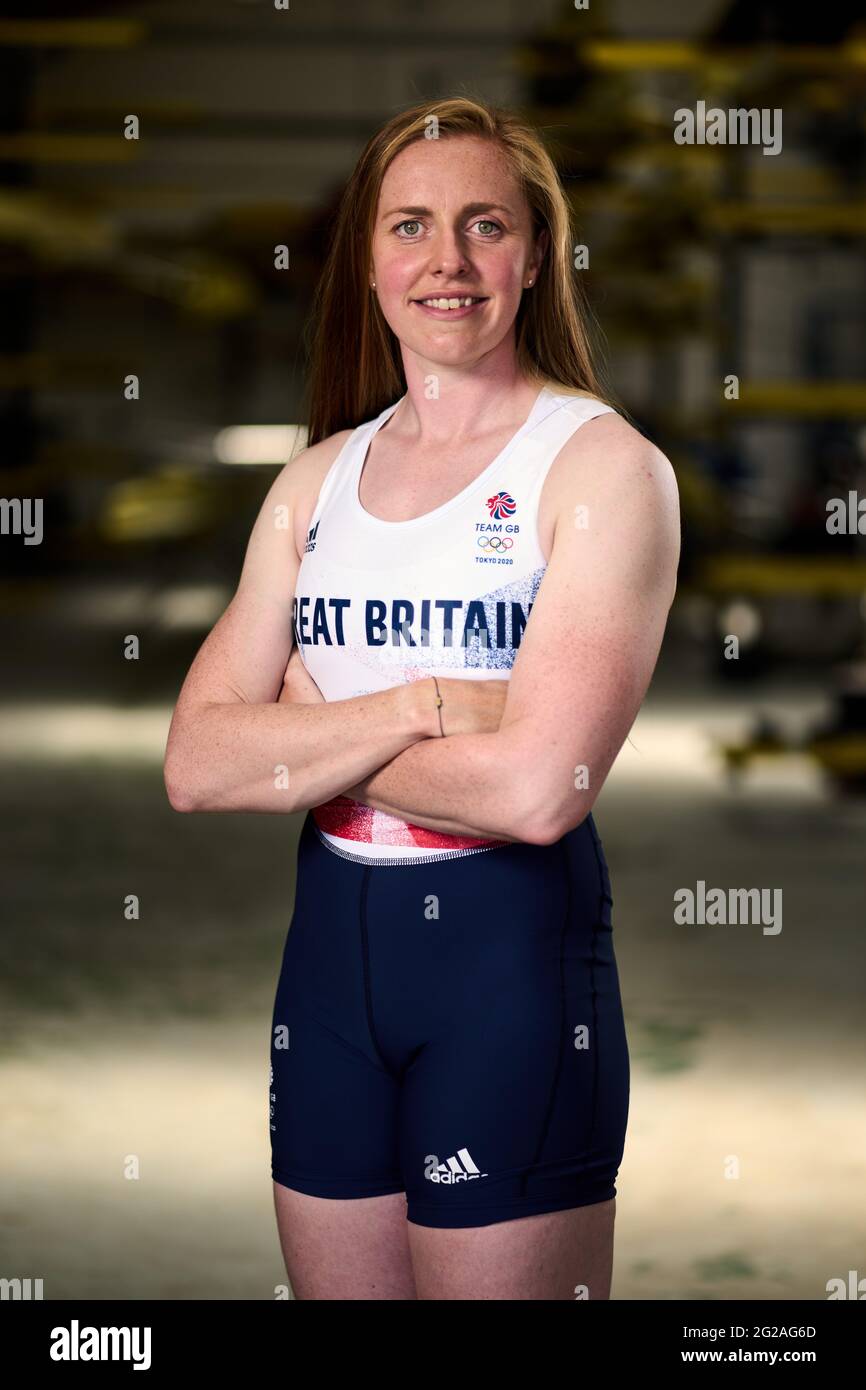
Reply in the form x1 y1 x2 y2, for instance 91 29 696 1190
1 0 865 1300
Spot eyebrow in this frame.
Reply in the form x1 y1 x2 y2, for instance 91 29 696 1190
380 202 516 221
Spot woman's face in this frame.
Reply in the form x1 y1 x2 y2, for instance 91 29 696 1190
369 133 547 374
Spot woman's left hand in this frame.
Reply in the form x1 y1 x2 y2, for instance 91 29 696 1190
277 646 326 704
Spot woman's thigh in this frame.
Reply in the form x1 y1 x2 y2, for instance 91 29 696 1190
386 825 628 1239
407 1197 616 1301
273 1183 418 1300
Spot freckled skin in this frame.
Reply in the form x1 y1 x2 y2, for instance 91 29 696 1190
369 134 545 389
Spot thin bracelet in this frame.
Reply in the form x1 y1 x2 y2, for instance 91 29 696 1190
431 675 445 737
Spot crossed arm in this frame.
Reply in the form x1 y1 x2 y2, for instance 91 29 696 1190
286 416 680 845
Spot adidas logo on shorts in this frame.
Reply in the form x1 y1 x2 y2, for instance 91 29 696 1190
424 1148 488 1183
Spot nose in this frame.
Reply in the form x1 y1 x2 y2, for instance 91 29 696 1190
427 226 470 280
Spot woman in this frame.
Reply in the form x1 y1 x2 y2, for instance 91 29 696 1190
164 96 680 1300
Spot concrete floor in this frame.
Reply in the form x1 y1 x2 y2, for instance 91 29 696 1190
1 670 864 1300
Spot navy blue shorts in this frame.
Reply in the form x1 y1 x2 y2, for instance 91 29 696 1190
269 810 629 1229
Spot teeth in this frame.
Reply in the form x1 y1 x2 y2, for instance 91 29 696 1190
420 297 481 309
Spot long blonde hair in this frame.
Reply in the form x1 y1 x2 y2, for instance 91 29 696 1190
303 95 620 445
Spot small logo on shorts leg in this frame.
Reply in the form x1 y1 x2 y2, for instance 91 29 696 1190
424 1148 488 1183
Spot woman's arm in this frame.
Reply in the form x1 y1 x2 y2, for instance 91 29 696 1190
342 730 527 841
277 647 523 841
163 440 439 814
342 415 681 844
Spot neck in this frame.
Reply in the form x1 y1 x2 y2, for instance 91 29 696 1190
396 359 546 445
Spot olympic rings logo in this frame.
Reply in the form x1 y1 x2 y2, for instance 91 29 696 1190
477 536 514 551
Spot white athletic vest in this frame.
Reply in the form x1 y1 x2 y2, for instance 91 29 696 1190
293 383 616 864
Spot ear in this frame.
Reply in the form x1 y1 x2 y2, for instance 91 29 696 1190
531 227 550 278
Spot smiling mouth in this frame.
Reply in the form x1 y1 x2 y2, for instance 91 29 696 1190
412 295 488 310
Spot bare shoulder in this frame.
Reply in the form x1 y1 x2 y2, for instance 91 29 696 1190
269 425 355 560
548 409 679 517
540 409 680 605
